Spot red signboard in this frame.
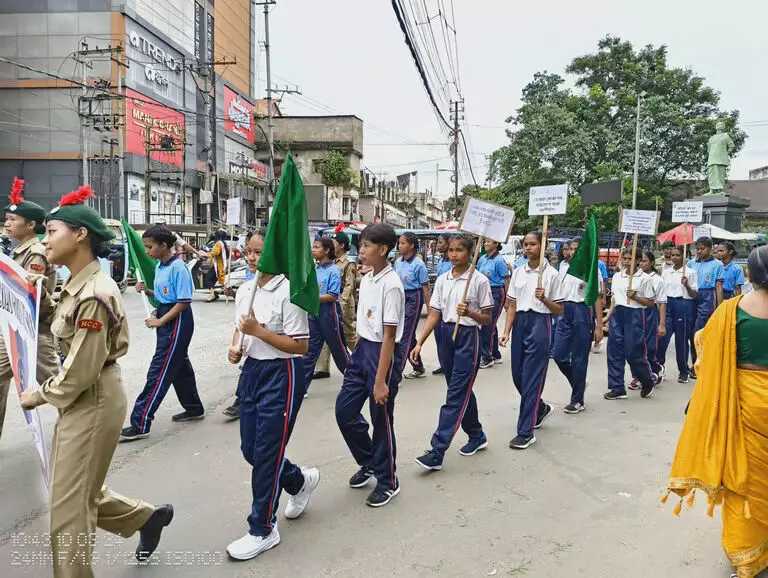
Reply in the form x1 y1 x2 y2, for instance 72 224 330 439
252 160 268 181
224 86 255 142
125 88 185 168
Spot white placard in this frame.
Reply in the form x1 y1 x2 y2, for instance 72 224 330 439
528 184 569 216
692 226 710 241
671 201 703 223
199 189 213 204
226 197 241 225
458 197 516 243
620 209 659 235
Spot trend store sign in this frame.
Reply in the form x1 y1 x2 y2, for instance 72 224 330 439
128 28 182 87
224 86 255 142
125 21 185 104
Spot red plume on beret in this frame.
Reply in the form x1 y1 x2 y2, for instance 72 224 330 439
59 185 95 207
9 177 24 205
334 222 345 234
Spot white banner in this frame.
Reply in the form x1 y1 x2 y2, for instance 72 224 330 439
620 209 659 236
693 226 710 242
671 201 704 223
458 197 516 243
0 253 49 487
226 197 241 226
528 184 569 216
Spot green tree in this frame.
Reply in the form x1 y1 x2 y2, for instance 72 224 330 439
319 150 353 188
489 36 747 232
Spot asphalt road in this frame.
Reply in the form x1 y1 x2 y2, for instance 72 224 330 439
0 292 734 577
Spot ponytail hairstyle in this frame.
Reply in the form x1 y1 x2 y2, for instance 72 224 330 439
642 249 657 274
747 246 768 291
142 225 177 250
400 231 419 255
316 236 336 261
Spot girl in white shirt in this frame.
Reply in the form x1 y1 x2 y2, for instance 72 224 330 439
628 250 667 388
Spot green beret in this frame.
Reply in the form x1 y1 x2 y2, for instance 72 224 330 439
661 240 675 249
331 231 350 247
4 199 46 225
46 202 115 241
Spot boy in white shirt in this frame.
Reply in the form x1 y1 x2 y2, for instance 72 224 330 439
659 246 698 383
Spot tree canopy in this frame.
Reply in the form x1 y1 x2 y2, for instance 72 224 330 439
488 36 747 233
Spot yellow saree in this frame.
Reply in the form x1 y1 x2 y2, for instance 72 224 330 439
666 296 768 577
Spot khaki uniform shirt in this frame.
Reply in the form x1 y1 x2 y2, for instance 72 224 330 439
28 260 129 410
335 255 358 315
13 237 56 327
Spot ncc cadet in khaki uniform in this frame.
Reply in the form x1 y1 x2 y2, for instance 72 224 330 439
0 177 59 439
313 231 358 380
19 186 173 578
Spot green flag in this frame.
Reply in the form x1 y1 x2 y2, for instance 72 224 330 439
567 214 600 307
121 217 159 308
258 153 320 316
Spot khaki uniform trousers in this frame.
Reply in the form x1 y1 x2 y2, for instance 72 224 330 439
0 329 59 439
49 364 153 578
316 307 357 374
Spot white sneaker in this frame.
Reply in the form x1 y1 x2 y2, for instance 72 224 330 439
657 364 666 383
226 528 280 560
284 468 320 520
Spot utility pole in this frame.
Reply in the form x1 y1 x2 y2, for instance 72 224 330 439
143 129 187 223
450 100 463 219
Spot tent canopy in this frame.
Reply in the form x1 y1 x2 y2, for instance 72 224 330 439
658 223 759 243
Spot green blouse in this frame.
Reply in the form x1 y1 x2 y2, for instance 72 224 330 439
737 307 768 366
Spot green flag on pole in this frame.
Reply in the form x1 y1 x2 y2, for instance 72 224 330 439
121 217 159 308
258 153 320 316
567 214 600 307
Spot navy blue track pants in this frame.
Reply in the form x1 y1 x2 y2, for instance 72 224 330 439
400 289 425 373
552 301 592 406
511 311 551 438
480 286 506 364
303 301 350 391
657 297 693 378
607 306 654 393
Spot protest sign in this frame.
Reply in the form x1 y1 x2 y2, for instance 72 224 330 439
671 201 703 223
693 226 710 241
458 197 516 243
226 197 241 226
620 209 659 235
0 254 49 487
528 184 569 216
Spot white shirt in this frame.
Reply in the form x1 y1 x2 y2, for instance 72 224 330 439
558 261 587 304
611 270 655 309
235 274 309 360
172 232 186 249
646 271 667 305
357 264 405 343
662 266 698 300
508 261 563 314
430 268 493 327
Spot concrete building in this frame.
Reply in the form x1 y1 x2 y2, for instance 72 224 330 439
749 165 768 181
0 0 265 227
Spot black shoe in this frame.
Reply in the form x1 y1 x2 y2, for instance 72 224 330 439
689 368 697 380
312 371 331 380
603 390 627 400
478 359 493 370
222 404 240 419
365 483 401 508
534 403 553 429
415 450 443 471
172 411 205 422
641 384 655 398
563 402 585 414
348 466 375 488
508 435 536 450
119 426 149 442
459 436 488 456
135 504 174 562
431 367 444 375
678 374 690 384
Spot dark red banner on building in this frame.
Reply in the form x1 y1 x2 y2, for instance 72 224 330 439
223 86 255 142
125 88 185 168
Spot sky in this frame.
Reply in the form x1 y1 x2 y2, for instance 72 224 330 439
256 0 768 201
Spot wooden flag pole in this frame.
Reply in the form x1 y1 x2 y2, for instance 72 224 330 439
538 215 549 287
133 267 153 320
452 235 484 340
628 233 639 291
683 224 688 264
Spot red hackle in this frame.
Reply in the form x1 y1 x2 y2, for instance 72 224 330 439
334 222 345 234
9 177 24 205
59 185 95 207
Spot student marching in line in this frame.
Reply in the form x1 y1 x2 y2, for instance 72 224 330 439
687 237 724 371
395 232 431 379
552 237 603 414
410 234 493 470
477 238 510 369
302 237 350 395
500 232 564 450
335 224 405 507
658 246 698 383
603 247 658 400
20 189 172 576
659 240 675 271
628 250 667 389
224 230 319 561
717 241 745 299
1 177 59 439
121 226 204 441
431 232 454 377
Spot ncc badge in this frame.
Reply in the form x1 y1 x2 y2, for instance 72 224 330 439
78 319 103 332
367 305 377 319
29 263 44 273
162 286 169 295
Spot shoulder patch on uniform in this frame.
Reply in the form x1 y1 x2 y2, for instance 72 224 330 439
78 318 103 332
29 263 44 273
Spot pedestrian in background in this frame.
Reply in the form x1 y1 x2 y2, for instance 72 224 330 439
659 246 697 383
225 229 319 561
336 223 405 507
687 237 725 371
412 233 492 471
204 229 229 302
20 188 173 575
395 231 431 379
500 232 564 450
477 238 510 369
717 241 744 299
121 225 204 441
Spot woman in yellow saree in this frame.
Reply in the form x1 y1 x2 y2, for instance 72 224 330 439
666 245 768 577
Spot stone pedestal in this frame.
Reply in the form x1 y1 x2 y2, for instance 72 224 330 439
693 194 751 232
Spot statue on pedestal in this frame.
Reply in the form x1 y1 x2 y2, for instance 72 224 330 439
706 121 735 195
